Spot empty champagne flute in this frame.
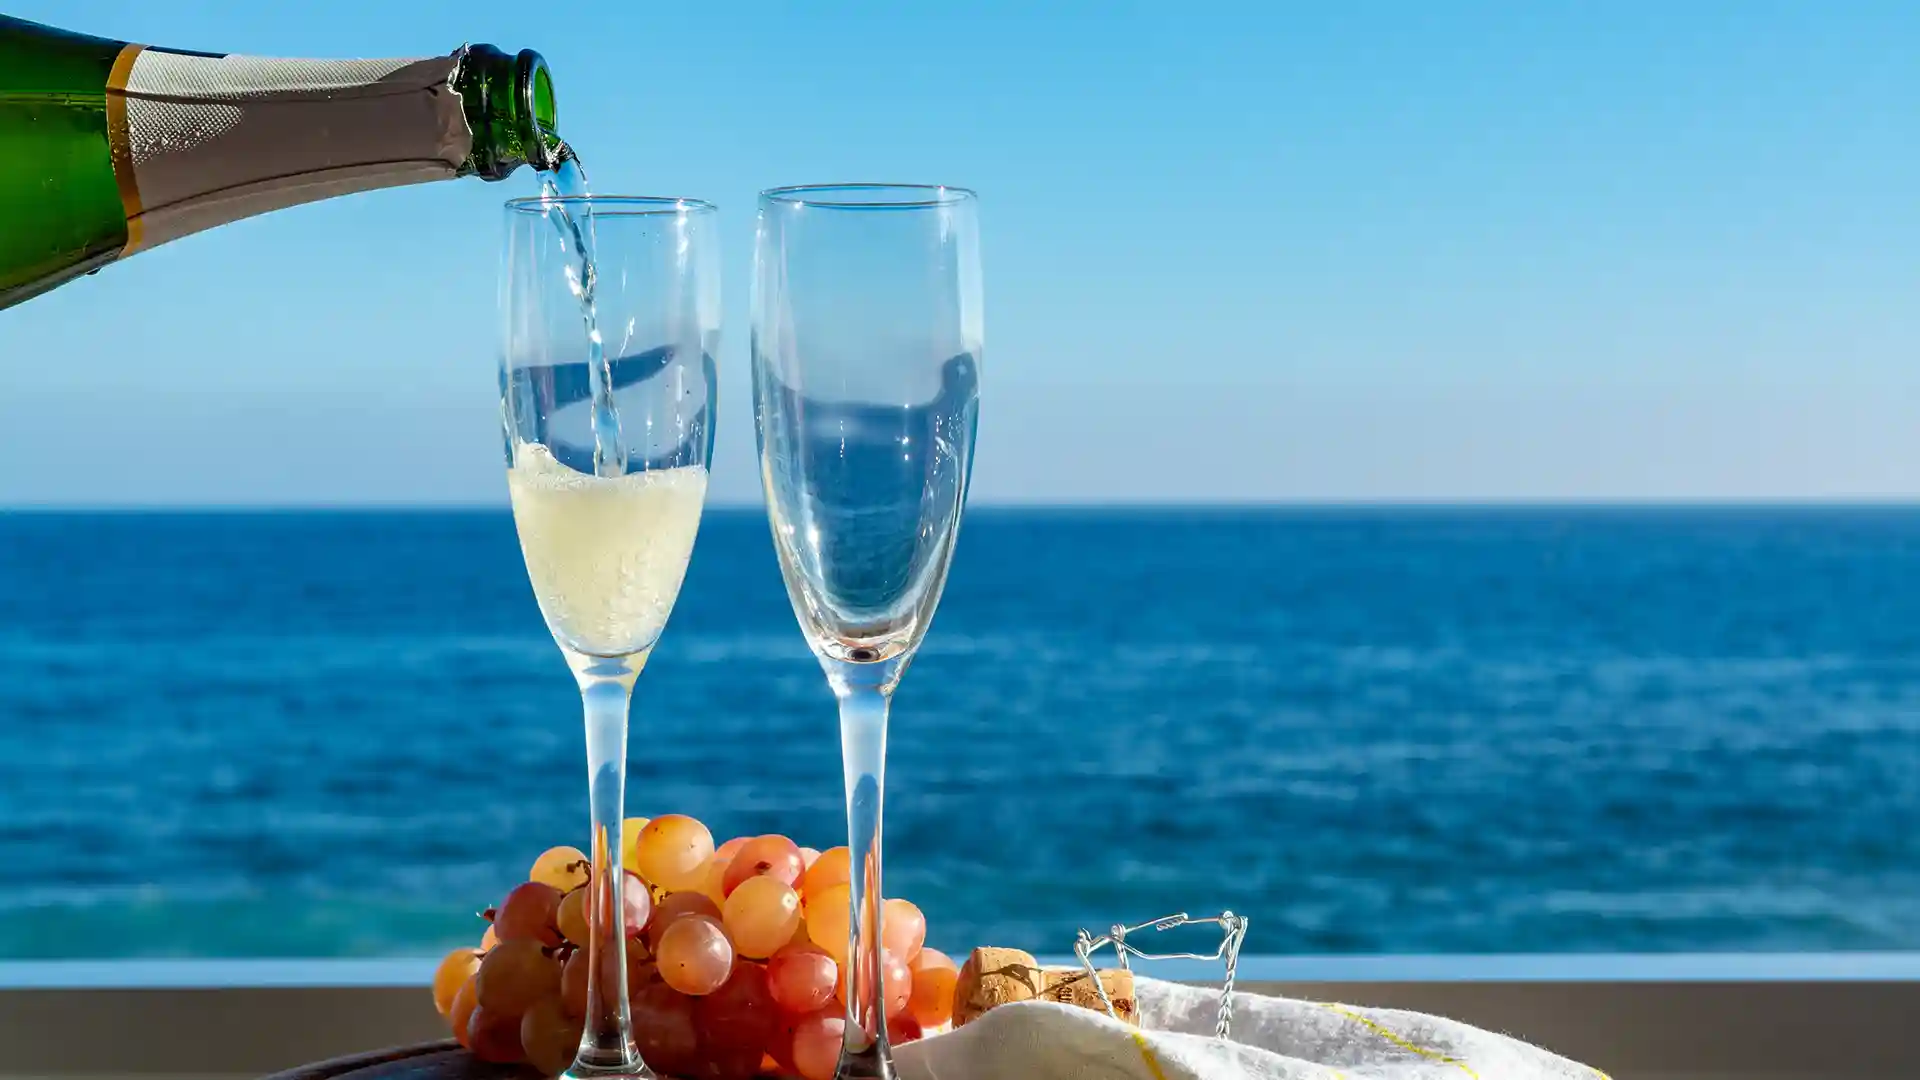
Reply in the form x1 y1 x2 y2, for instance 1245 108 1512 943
751 184 982 1079
500 193 719 1079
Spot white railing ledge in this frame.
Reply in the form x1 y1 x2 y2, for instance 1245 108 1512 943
3 954 1919 1078
3 952 1918 990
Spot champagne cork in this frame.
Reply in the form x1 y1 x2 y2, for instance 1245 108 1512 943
953 947 1137 1027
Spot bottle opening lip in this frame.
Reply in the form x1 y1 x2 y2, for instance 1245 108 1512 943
505 195 718 217
760 183 977 210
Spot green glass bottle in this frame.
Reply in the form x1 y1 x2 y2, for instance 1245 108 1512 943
0 15 561 311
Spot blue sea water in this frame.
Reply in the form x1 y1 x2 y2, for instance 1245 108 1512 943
2 507 1919 960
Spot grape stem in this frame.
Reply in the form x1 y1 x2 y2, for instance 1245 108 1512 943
828 659 902 1080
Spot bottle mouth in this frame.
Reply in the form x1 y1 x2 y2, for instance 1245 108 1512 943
514 49 560 171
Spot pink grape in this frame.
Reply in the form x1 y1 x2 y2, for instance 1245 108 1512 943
631 981 700 1077
836 950 912 1017
722 876 802 959
721 835 805 896
694 962 777 1057
767 943 837 1014
474 938 560 1018
619 870 654 938
646 891 722 951
800 846 822 869
714 836 750 861
467 1005 524 1064
882 898 926 962
789 1009 846 1080
656 915 735 996
888 1013 924 1044
494 881 563 947
884 951 913 1017
520 996 584 1076
561 948 589 1017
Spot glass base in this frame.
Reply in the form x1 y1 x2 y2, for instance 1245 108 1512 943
836 1045 898 1080
565 1056 660 1080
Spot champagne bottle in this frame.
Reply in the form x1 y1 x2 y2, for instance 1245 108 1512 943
0 15 561 310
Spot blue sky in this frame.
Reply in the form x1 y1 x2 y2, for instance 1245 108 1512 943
3 1 1917 505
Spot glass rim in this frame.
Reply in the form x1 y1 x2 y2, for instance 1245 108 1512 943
759 183 977 210
503 194 718 217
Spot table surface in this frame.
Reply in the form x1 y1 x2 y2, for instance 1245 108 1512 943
262 1042 533 1080
262 1043 798 1080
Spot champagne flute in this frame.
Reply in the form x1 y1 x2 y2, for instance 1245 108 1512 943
751 184 982 1079
500 193 719 1079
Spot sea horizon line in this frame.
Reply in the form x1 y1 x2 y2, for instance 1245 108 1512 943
11 496 1920 514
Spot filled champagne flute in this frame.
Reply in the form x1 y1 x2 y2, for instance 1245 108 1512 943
500 192 719 1079
751 184 982 1079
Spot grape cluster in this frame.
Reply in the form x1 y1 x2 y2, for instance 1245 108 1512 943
432 814 958 1079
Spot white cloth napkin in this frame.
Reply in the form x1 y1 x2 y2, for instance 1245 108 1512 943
894 976 1610 1080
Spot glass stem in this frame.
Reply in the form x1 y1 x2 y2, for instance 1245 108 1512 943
830 672 896 1077
573 661 643 1075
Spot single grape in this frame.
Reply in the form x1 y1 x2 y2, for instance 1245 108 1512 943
767 943 837 1014
646 890 722 952
800 846 822 869
767 1007 807 1071
789 1010 846 1080
882 898 926 962
721 835 805 896
620 870 654 938
657 914 735 996
474 938 561 1018
910 946 956 973
804 883 850 964
631 980 700 1078
529 845 591 892
480 923 498 952
433 948 481 1015
714 836 750 861
699 854 734 907
467 1005 525 1064
634 814 714 892
722 876 802 959
888 1012 924 1045
694 962 777 1058
884 951 913 1017
448 978 479 1048
907 949 958 1027
560 947 588 1018
556 889 590 949
495 881 564 947
563 937 656 1018
520 995 584 1076
620 816 651 870
800 847 851 900
834 950 912 1016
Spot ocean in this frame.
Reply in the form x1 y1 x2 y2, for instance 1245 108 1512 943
2 507 1918 960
